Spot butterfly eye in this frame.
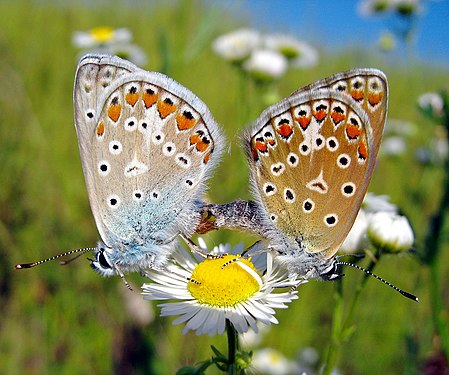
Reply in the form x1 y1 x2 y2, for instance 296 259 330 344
98 250 112 269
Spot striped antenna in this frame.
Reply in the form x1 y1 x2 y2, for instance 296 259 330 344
336 260 419 302
15 247 95 269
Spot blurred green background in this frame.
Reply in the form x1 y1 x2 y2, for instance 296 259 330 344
1 0 448 374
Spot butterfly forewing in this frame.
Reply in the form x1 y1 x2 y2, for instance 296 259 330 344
302 68 388 156
246 69 388 259
91 75 217 246
74 55 223 256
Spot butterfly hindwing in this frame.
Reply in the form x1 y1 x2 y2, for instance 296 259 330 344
245 69 388 261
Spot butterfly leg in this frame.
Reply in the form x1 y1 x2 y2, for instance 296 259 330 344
115 266 133 291
179 234 211 258
221 241 273 269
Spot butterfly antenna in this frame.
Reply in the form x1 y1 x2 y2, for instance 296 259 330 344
15 247 95 269
336 260 419 302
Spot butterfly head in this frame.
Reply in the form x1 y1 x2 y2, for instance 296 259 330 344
274 239 341 281
90 243 116 277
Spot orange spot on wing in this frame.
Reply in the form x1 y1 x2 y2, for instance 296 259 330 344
358 141 368 159
96 121 105 136
203 152 211 164
108 103 121 122
157 100 176 119
277 124 293 138
190 134 201 145
255 141 268 153
176 113 196 131
331 111 345 124
196 141 209 152
368 92 383 106
351 89 364 101
346 123 361 139
125 92 139 107
313 109 327 122
142 90 157 108
297 115 311 130
268 139 276 146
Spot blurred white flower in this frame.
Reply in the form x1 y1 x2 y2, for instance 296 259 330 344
380 135 407 156
252 348 300 375
339 209 370 254
72 26 132 48
212 28 261 63
264 34 319 68
363 193 398 214
418 92 444 118
430 134 449 162
73 26 148 67
368 211 414 253
385 119 417 137
243 49 288 81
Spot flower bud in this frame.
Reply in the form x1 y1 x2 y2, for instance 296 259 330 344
368 212 414 253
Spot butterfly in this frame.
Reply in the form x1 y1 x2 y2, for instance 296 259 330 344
71 54 224 277
241 69 388 281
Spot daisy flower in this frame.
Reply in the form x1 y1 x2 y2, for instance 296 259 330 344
72 26 132 48
251 348 300 375
142 240 299 336
264 34 319 68
243 49 288 81
418 92 445 119
72 26 148 67
212 28 261 63
368 211 414 253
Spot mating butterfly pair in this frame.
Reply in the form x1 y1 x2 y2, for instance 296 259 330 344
17 54 388 284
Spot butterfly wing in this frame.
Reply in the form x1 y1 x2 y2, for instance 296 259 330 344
74 55 140 245
245 69 388 259
74 55 224 249
301 68 388 159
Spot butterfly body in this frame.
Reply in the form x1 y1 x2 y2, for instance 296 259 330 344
74 55 223 276
244 69 388 281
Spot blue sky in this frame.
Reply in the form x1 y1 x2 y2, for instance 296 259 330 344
218 0 449 65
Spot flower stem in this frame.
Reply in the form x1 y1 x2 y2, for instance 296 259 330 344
226 319 239 375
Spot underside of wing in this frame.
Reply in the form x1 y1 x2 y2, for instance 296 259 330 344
74 55 141 243
245 70 388 258
89 72 223 247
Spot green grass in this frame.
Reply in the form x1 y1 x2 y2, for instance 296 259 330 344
0 1 448 374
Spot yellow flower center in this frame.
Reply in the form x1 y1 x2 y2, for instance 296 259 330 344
89 26 115 43
188 254 262 307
